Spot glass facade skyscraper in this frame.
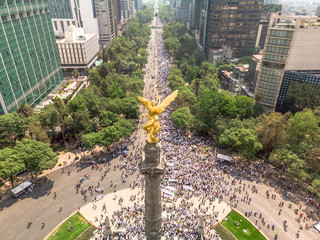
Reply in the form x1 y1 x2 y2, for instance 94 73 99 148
201 0 263 57
254 14 320 111
0 0 63 114
48 0 73 19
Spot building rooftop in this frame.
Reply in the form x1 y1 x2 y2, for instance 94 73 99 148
222 70 232 78
269 13 320 29
56 26 97 43
235 65 249 72
253 54 263 60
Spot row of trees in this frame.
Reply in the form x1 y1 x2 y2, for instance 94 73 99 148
159 14 320 198
162 21 197 60
170 60 320 198
0 7 154 187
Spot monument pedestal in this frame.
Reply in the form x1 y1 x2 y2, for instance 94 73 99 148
139 141 165 240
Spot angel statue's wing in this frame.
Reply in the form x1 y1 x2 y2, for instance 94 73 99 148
137 96 152 111
156 90 178 114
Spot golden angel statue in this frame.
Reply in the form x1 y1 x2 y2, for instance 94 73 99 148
138 90 178 143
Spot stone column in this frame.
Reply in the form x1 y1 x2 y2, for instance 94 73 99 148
139 141 165 240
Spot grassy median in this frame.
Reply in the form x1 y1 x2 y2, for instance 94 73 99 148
220 210 266 240
48 212 91 240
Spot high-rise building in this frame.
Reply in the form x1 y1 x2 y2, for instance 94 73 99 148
129 1 136 18
255 4 282 50
244 53 263 94
170 0 191 23
134 0 142 11
95 0 116 47
316 5 320 17
112 0 121 26
0 0 63 114
119 0 130 20
200 0 263 57
49 0 99 37
189 0 201 36
254 14 320 111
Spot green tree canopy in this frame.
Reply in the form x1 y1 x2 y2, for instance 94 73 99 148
172 107 193 129
38 105 59 135
0 148 25 188
99 111 120 128
286 109 319 145
168 65 185 90
27 121 50 144
219 127 262 161
235 95 254 119
0 112 28 149
16 103 34 118
174 86 197 108
15 139 58 178
72 69 80 82
308 179 320 199
257 112 288 155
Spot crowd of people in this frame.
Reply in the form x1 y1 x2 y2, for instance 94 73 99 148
72 17 319 240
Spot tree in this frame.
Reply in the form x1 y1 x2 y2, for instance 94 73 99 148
101 47 109 62
219 127 262 160
65 111 90 136
286 109 319 145
0 112 28 149
28 121 50 144
52 97 67 144
72 69 80 82
216 118 256 136
98 62 110 78
84 67 91 77
120 97 139 119
287 156 309 183
172 107 193 129
185 65 198 83
82 132 97 151
168 66 185 90
38 105 59 138
108 81 124 99
15 139 58 178
0 148 25 188
235 95 254 119
270 147 295 167
16 102 34 117
164 37 181 59
239 56 252 65
174 86 197 108
308 179 320 199
96 125 121 147
194 51 207 66
99 111 120 128
179 33 197 57
66 95 87 113
257 112 288 157
113 119 135 137
194 90 238 131
306 146 320 176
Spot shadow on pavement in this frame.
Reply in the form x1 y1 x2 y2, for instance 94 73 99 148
0 176 54 211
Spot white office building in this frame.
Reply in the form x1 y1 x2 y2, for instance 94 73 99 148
57 26 99 70
49 0 99 37
95 0 116 47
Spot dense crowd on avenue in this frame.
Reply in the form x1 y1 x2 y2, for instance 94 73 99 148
70 19 319 240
